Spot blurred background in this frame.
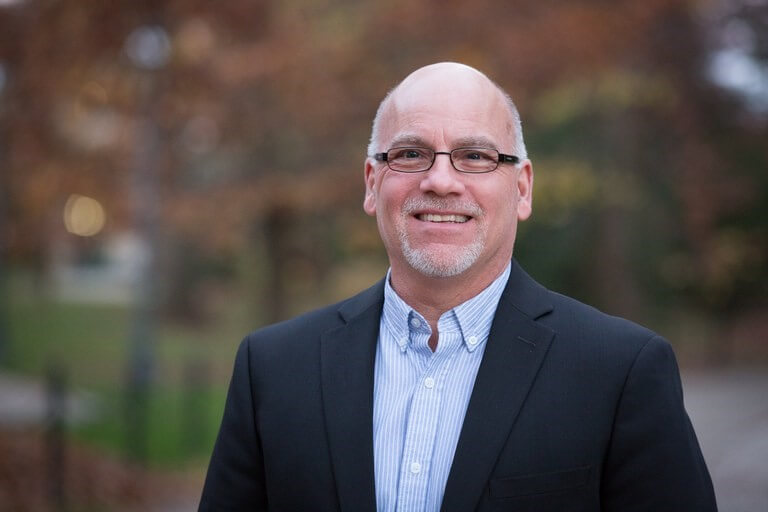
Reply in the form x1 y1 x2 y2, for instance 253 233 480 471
0 0 766 510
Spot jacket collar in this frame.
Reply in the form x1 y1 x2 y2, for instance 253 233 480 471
320 279 384 511
441 260 555 511
335 259 552 322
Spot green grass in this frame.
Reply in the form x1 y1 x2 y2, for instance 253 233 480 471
71 385 227 468
4 277 250 469
6 298 131 385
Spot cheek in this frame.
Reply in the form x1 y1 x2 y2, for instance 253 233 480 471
372 183 407 232
478 183 518 229
378 176 414 213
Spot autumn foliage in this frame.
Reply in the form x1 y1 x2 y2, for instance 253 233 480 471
1 0 766 355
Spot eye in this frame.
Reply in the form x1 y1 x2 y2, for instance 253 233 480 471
390 148 430 161
452 148 500 173
454 148 496 161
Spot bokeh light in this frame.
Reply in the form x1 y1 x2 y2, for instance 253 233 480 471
124 25 171 70
63 194 106 237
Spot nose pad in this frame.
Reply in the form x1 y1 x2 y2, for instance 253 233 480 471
420 153 465 195
432 152 454 171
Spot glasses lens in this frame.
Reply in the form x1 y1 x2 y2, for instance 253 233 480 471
451 148 499 173
387 147 433 172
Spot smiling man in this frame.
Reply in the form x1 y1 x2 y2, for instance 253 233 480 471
363 64 532 353
199 63 717 512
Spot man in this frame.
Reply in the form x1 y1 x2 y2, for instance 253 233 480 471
200 62 717 511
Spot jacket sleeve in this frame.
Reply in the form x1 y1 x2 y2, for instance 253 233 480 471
601 335 717 511
199 336 268 511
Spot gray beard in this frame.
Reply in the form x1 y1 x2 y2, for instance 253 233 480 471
399 232 484 277
398 197 485 278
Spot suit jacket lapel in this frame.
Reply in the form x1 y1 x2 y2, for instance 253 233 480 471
320 280 384 512
441 261 556 512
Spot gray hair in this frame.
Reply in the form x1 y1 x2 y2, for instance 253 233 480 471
366 83 528 162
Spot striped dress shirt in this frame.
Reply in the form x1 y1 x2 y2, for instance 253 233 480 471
373 264 511 512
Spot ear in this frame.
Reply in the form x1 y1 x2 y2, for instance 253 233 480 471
363 158 377 217
516 160 533 221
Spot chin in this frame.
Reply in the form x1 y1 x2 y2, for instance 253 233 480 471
402 243 483 278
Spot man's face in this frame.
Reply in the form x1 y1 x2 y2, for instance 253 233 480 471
364 66 532 282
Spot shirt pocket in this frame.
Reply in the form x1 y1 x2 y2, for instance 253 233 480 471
489 465 593 499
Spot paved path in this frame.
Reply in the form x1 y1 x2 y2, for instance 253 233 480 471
0 371 98 427
683 369 768 512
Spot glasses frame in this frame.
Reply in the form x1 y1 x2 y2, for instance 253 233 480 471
373 146 520 174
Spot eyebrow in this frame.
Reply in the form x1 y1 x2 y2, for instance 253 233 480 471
387 134 500 151
389 134 429 148
452 136 500 151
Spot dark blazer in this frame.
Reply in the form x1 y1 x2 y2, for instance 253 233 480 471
200 260 717 511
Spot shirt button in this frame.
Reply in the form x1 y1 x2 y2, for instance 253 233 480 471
410 317 421 328
410 461 421 474
468 335 478 345
424 377 435 389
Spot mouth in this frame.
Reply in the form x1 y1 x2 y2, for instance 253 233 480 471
416 213 471 223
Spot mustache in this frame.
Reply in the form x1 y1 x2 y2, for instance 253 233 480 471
401 197 483 217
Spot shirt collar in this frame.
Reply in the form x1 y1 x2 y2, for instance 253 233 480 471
382 263 511 353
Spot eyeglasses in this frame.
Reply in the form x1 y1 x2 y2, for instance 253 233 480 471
373 147 520 174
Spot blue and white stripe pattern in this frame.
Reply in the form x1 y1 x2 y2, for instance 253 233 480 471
373 263 511 512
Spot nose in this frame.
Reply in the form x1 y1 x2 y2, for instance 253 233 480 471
419 153 466 196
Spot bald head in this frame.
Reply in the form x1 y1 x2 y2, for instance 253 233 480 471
392 63 497 111
367 62 527 160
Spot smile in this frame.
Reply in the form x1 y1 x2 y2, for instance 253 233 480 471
416 213 470 223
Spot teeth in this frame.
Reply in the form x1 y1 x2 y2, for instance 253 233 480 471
419 213 469 223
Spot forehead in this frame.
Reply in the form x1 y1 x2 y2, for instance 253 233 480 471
380 71 513 149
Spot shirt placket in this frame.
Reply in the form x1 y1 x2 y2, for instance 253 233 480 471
396 325 459 512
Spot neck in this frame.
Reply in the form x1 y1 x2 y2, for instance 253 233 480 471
389 259 510 328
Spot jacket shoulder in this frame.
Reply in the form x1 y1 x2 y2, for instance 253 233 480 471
242 278 385 354
539 289 663 360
